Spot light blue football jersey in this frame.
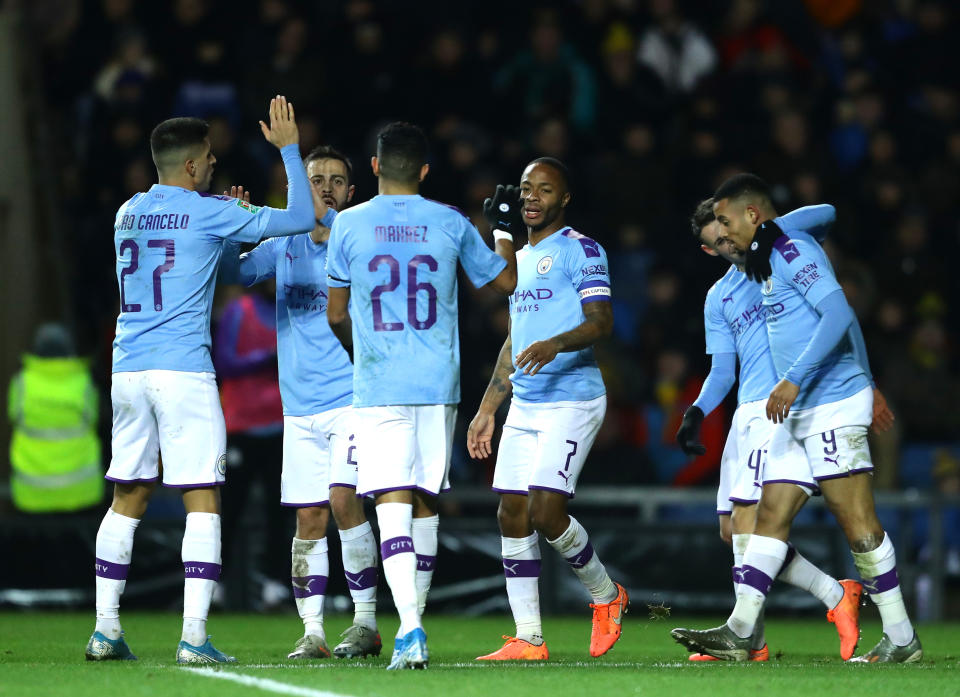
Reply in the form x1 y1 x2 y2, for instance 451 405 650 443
112 145 313 374
509 227 609 403
762 236 869 409
702 206 836 405
237 234 353 417
325 194 506 407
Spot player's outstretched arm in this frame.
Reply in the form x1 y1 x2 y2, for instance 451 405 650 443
255 96 314 238
327 286 353 362
515 300 613 376
467 330 514 460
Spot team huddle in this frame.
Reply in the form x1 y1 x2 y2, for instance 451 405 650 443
85 96 920 669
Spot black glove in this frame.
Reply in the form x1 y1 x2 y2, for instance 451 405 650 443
743 220 786 283
482 184 524 235
676 406 707 456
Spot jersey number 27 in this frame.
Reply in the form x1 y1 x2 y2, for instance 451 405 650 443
119 239 175 312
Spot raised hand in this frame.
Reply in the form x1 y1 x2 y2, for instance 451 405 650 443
259 95 300 150
743 219 785 283
482 184 524 235
222 185 251 202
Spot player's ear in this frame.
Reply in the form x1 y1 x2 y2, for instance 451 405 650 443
561 191 571 208
418 163 429 182
701 243 719 257
346 184 355 203
370 156 380 177
744 204 760 225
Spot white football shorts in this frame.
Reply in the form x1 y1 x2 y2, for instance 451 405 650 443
716 399 769 515
352 404 456 497
492 395 606 498
107 370 226 488
281 406 356 507
764 386 874 492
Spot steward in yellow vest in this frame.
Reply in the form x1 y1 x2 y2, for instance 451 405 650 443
8 325 103 512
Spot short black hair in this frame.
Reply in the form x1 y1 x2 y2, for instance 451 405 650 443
305 145 353 185
376 122 428 183
691 197 715 240
150 117 209 172
527 156 570 192
712 172 773 207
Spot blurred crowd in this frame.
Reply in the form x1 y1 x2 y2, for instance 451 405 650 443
27 0 960 493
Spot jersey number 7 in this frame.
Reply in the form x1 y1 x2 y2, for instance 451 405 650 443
369 254 437 331
119 239 176 312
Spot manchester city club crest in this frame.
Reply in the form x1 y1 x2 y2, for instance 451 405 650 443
762 277 774 295
537 256 553 274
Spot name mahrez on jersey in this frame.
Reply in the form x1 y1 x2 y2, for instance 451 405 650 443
375 225 428 243
116 213 190 231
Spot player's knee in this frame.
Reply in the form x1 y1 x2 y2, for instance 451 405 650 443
295 506 329 539
496 500 525 533
330 488 364 528
528 500 567 540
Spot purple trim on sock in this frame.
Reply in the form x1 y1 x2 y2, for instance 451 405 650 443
814 466 874 482
864 567 899 595
528 484 574 499
329 483 357 490
104 474 160 484
503 558 541 578
380 536 414 560
729 496 760 504
732 565 740 586
738 564 774 595
344 567 378 591
183 561 222 581
163 481 223 489
565 542 595 569
95 557 130 580
492 487 528 496
717 509 732 516
280 500 329 508
783 543 797 568
291 574 328 598
416 554 436 572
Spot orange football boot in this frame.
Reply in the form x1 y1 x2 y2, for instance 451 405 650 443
589 582 629 657
827 579 863 660
476 636 549 661
689 644 769 662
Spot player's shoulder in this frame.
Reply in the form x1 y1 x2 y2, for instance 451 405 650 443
704 265 737 306
420 196 471 222
558 227 605 259
771 234 823 269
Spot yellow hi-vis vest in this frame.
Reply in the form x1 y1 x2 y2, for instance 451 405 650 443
8 355 103 512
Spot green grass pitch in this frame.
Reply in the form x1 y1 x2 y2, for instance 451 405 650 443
2 611 957 696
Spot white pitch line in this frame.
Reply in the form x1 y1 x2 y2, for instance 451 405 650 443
181 667 355 697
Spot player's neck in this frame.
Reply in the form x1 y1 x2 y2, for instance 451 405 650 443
157 174 196 191
310 226 329 244
378 178 419 196
527 219 565 247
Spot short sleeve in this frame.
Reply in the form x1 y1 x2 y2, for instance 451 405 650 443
775 237 841 307
325 214 351 287
703 290 735 355
239 238 280 286
564 233 611 305
201 195 277 243
458 216 506 288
